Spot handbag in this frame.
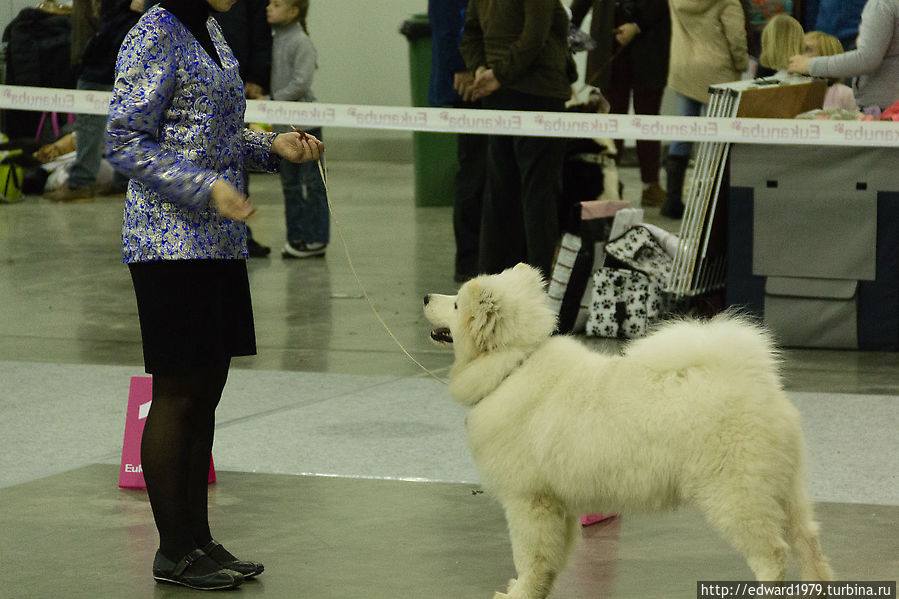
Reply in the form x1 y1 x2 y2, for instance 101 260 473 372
585 268 664 339
585 225 675 339
603 224 673 281
0 149 25 204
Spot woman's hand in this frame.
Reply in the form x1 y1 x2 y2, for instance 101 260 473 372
615 22 639 47
272 131 324 164
788 54 811 75
210 179 256 222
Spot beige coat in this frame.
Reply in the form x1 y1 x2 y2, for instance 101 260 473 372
667 0 749 104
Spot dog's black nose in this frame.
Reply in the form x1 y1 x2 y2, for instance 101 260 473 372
423 295 430 306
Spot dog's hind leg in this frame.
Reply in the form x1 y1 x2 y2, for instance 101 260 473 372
695 487 789 582
784 479 834 581
494 495 578 599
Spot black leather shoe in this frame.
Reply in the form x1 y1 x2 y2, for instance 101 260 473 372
203 540 265 578
153 549 244 590
247 238 271 258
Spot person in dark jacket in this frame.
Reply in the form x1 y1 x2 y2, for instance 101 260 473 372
44 0 143 202
570 0 670 208
212 0 274 257
428 0 486 282
2 6 78 140
460 0 572 279
212 0 272 102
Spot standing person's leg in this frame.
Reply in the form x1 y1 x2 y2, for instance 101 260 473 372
282 127 328 259
140 365 244 589
513 92 565 279
479 133 524 274
662 93 705 219
174 356 265 578
453 129 487 282
605 48 633 165
479 90 526 275
244 159 271 258
144 365 226 560
182 362 228 550
515 133 564 279
281 137 328 260
129 260 257 589
45 78 106 202
632 86 666 206
280 158 304 252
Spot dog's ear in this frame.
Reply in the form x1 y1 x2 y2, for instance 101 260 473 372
466 281 502 353
511 263 545 288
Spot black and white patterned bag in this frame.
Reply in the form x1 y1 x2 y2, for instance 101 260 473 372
585 226 674 339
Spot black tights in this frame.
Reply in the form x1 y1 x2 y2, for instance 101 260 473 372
141 360 230 564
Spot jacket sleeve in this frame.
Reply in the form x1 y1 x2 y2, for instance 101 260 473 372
430 0 468 74
720 0 749 73
492 0 559 85
460 0 485 72
809 0 893 79
241 128 281 173
105 22 218 211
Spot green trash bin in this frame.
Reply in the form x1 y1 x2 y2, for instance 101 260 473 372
400 14 458 208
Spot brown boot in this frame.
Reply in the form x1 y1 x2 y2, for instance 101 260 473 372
44 183 95 203
641 181 666 207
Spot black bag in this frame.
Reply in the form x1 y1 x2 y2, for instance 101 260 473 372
547 201 630 333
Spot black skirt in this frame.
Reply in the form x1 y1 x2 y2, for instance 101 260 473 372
128 259 256 374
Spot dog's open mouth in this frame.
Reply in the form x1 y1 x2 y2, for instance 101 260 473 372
430 327 453 344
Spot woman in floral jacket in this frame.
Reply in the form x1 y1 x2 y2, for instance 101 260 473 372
105 0 322 590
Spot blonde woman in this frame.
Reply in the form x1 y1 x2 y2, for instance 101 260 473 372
661 0 748 219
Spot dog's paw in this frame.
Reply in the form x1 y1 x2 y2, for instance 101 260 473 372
491 578 517 598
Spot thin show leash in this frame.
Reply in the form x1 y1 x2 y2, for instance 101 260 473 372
289 43 621 383
291 126 449 385
579 43 625 94
287 39 621 384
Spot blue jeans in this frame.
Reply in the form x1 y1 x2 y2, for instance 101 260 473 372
668 93 708 158
69 78 129 189
280 128 329 244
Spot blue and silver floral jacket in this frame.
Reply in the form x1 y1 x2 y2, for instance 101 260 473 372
106 5 279 263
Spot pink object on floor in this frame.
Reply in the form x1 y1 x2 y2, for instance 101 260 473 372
119 376 215 489
580 513 616 526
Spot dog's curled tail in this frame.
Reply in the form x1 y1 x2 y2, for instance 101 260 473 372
623 311 781 380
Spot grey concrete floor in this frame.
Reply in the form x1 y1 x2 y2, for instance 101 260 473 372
0 161 897 598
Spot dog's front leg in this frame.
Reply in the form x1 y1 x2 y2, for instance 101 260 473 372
493 496 578 599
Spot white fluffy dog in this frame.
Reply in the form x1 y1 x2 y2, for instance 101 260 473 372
423 264 833 599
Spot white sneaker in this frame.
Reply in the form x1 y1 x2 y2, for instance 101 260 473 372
281 241 326 259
